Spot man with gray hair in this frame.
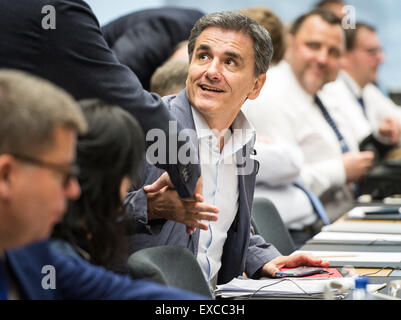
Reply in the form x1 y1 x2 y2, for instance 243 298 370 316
0 69 206 300
126 11 329 288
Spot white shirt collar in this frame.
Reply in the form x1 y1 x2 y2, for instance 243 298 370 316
191 105 255 158
340 70 363 97
281 60 315 105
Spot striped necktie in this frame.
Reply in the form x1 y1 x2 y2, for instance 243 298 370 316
314 95 350 153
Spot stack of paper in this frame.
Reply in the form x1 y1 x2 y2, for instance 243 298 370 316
294 250 401 268
310 231 401 245
215 277 344 299
346 206 401 220
322 221 401 234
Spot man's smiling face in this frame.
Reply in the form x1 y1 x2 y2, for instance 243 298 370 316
186 26 265 131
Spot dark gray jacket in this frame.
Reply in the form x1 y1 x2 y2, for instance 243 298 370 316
125 90 281 285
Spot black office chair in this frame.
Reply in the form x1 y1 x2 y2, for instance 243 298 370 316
127 245 213 298
251 197 296 255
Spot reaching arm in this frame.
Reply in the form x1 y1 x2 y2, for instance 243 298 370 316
41 0 200 197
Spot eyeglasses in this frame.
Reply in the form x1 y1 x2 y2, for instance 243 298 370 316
356 46 383 57
10 153 80 188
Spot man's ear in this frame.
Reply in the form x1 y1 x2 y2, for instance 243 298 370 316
284 33 295 61
0 155 14 200
248 73 266 100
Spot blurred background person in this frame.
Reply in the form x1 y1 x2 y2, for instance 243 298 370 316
321 22 401 161
51 99 145 272
102 7 204 90
243 9 374 230
242 6 333 247
314 0 347 19
150 41 189 97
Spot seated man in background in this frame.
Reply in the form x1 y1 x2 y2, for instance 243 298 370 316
243 9 374 226
314 0 347 19
241 6 329 248
0 69 205 300
321 22 401 157
150 41 190 97
125 11 329 289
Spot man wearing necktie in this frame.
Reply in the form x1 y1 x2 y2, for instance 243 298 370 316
321 22 401 150
242 8 374 223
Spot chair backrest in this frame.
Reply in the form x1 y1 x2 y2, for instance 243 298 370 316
251 197 296 255
127 245 213 298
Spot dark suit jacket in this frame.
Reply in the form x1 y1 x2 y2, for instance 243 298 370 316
102 7 204 90
125 90 281 285
0 0 199 197
2 240 205 299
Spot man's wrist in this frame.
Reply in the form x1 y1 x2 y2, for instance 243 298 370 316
146 193 158 220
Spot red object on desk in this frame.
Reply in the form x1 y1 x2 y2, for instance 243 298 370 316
279 268 343 279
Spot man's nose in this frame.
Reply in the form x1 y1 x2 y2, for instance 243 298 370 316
316 49 329 65
205 59 222 80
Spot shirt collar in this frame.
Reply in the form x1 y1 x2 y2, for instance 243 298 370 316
341 70 363 97
191 105 255 157
282 60 315 105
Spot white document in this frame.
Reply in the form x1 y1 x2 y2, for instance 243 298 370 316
322 221 401 234
347 206 401 219
215 277 386 299
311 231 401 244
294 250 401 263
215 277 338 299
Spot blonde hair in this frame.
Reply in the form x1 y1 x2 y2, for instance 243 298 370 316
237 7 286 65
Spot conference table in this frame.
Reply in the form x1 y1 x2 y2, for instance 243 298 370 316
297 200 401 297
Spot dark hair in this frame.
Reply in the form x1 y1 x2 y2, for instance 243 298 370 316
345 22 376 51
315 0 346 8
289 8 342 36
236 6 286 65
52 99 145 268
188 11 273 76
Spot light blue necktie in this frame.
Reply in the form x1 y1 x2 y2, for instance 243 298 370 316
293 181 331 225
0 257 8 300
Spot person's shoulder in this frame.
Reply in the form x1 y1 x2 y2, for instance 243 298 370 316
161 90 188 111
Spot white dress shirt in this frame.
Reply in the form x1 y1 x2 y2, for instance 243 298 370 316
253 140 316 229
243 61 356 221
321 71 401 145
191 106 255 284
